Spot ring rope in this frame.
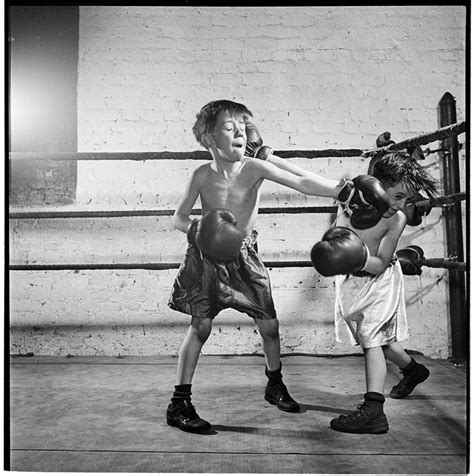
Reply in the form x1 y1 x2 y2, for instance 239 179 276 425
8 206 339 219
418 258 466 272
9 122 465 162
362 121 466 158
9 192 465 220
9 258 466 272
414 192 466 208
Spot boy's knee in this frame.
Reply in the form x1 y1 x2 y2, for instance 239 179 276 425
256 318 280 340
191 317 213 341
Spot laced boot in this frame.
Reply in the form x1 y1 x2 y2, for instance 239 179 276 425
166 384 211 434
330 392 389 434
264 363 300 413
390 359 430 399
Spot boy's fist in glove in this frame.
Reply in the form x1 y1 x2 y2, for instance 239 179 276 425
188 209 244 263
244 119 274 160
396 245 424 275
310 226 370 277
403 193 432 227
337 175 391 229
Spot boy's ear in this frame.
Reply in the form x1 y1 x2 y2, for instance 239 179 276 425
202 133 215 149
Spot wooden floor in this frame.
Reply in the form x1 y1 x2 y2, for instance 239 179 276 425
8 354 468 474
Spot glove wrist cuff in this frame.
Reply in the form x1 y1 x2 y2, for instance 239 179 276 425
336 179 354 203
254 145 273 160
360 243 370 271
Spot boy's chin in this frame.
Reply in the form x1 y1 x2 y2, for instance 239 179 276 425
227 150 244 161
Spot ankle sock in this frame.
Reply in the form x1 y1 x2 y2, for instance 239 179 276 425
171 384 192 404
401 357 418 373
265 362 283 386
363 392 385 416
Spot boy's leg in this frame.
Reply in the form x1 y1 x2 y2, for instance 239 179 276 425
176 317 213 384
330 346 389 434
254 318 300 413
166 317 213 434
364 346 386 394
383 342 430 399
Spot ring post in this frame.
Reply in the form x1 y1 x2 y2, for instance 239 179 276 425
437 92 467 360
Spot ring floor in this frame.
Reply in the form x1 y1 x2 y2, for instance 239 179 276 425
8 354 468 474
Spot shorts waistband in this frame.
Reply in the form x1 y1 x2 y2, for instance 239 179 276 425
351 255 397 277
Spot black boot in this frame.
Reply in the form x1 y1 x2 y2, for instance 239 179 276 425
166 385 211 434
330 392 389 434
390 359 430 399
264 363 300 413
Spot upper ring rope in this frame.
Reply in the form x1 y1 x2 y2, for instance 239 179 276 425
9 122 465 161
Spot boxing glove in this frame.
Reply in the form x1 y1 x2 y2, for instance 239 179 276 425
310 226 370 277
396 245 424 275
337 175 391 229
187 218 200 247
403 192 432 227
407 144 425 162
245 120 274 160
368 131 396 175
376 131 396 148
192 208 244 263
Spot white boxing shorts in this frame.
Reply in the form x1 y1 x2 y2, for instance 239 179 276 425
334 260 410 349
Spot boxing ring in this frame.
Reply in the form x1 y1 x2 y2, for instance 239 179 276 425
9 110 467 356
8 95 467 473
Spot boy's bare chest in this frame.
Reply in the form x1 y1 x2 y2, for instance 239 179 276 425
336 210 389 252
200 173 260 208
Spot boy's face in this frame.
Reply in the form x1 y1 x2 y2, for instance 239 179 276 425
383 181 416 218
206 112 246 162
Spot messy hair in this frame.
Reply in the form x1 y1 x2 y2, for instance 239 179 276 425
372 152 438 196
192 100 253 148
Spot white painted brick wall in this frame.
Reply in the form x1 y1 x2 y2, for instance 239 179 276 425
77 6 465 152
10 6 466 358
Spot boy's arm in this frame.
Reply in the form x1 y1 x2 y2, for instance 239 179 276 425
363 212 406 275
266 154 308 176
173 167 202 233
254 158 342 198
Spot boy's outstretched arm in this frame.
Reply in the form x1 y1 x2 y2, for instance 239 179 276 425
266 154 310 177
255 158 344 198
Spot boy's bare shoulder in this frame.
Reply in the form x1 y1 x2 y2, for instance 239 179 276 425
390 210 407 226
385 210 407 234
191 162 213 181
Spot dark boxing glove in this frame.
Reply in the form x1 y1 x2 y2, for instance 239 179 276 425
403 192 432 227
245 119 274 160
407 145 425 162
310 226 370 277
396 245 424 275
368 131 396 175
193 208 244 263
187 218 200 247
376 131 396 148
337 175 391 229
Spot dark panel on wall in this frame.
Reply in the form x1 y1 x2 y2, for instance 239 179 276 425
9 6 79 206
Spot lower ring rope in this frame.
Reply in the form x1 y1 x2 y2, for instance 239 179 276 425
9 206 339 220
